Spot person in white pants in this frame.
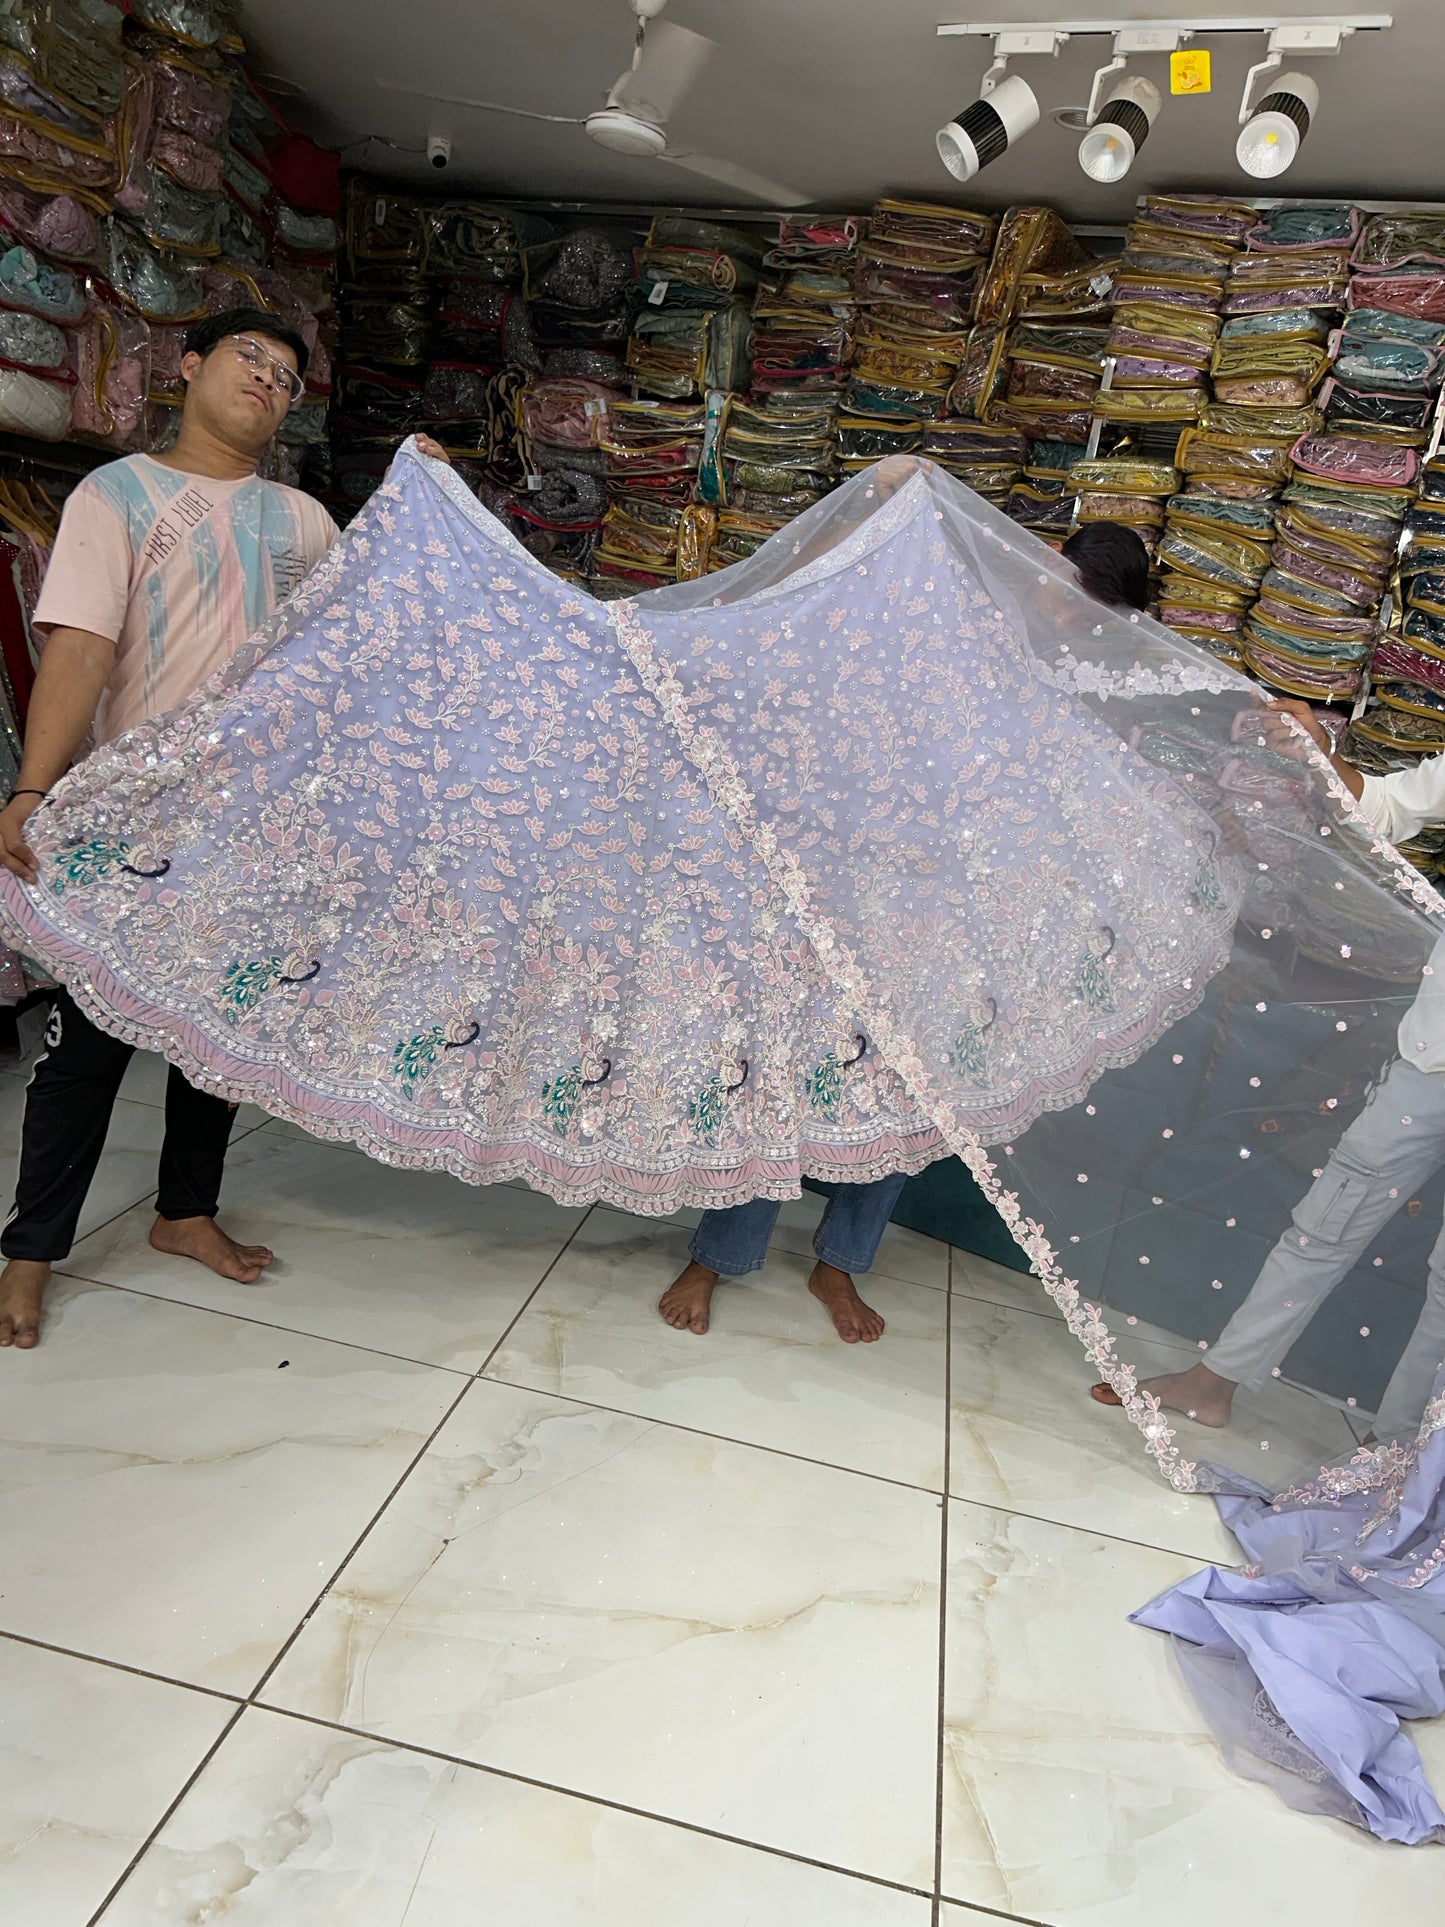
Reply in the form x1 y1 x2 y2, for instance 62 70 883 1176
1095 698 1445 1441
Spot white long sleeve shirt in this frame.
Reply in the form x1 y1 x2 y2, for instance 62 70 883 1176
1356 758 1445 1073
1358 758 1445 847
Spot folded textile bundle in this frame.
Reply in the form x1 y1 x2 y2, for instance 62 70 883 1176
1005 439 1087 534
722 393 836 499
983 320 1106 445
708 503 791 569
750 267 856 394
951 207 1089 423
520 375 622 454
835 410 922 475
0 0 127 119
1359 454 1445 795
918 420 1028 506
1070 456 1178 552
431 279 541 372
1146 224 1363 690
749 216 859 399
603 398 705 489
838 200 1004 481
429 203 550 284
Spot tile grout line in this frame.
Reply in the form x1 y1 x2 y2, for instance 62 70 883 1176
0 1627 245 1707
85 1701 249 1927
238 1699 941 1906
84 1206 602 1924
240 1202 602 1710
933 1244 953 1926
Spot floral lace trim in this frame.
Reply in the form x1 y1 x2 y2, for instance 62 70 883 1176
609 597 1207 1492
1047 653 1249 702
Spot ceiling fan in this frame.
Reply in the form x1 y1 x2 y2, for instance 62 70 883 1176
378 0 809 208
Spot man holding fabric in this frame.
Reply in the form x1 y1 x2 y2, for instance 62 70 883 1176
0 306 445 1349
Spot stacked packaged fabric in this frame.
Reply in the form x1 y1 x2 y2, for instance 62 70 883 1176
849 199 995 422
750 217 859 397
1007 440 1089 537
983 320 1108 446
523 224 631 352
1099 198 1248 432
954 205 1082 422
721 394 836 510
626 216 755 401
0 0 338 479
332 184 429 511
1231 211 1440 705
1358 451 1445 794
918 420 1028 508
1069 455 1179 551
1139 204 1326 663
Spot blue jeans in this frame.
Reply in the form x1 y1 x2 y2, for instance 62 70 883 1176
689 1174 909 1279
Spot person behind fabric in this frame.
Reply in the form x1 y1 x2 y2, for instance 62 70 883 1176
0 308 447 1351
658 503 1152 1342
1099 699 1445 1440
1061 520 1152 616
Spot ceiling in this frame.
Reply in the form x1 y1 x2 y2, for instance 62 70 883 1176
237 0 1445 221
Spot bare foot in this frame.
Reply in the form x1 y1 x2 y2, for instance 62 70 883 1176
149 1215 274 1284
808 1261 885 1343
1093 1361 1236 1426
659 1260 718 1334
0 1258 48 1348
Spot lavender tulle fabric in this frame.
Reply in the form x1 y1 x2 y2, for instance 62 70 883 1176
5 442 1445 1836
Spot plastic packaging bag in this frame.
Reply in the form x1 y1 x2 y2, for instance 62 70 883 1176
69 291 148 447
0 244 84 323
0 308 66 370
105 219 203 320
0 179 100 262
0 363 70 437
1247 205 1359 252
1289 431 1420 488
275 206 338 261
131 1 239 50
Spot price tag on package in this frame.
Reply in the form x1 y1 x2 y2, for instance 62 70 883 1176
1170 49 1211 95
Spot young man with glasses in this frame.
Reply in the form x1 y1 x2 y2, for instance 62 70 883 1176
0 307 447 1349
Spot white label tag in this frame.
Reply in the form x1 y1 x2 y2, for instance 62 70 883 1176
648 279 669 306
374 198 387 228
583 398 604 417
525 473 544 491
1089 273 1113 296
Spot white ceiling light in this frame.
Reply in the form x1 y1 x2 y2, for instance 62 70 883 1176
1072 26 1176 182
1234 24 1342 178
936 27 1063 183
937 73 1042 183
1080 74 1162 181
1237 68 1321 176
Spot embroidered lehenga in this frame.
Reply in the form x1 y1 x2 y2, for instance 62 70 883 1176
6 443 1445 1836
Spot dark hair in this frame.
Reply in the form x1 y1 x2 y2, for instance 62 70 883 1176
183 307 310 380
1061 521 1150 612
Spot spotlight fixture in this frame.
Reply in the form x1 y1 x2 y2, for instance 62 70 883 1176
1236 69 1320 176
937 72 1042 182
936 26 1062 182
938 17 1391 182
1079 74 1162 181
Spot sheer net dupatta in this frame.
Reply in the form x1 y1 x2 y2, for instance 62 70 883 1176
638 460 1445 1492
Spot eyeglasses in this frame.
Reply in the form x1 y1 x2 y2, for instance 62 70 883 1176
228 335 306 407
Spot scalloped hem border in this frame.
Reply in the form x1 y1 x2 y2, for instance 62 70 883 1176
0 897 954 1215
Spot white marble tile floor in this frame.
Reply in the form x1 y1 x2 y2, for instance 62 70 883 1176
0 1095 1439 1924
